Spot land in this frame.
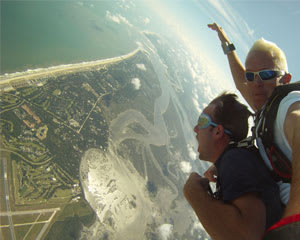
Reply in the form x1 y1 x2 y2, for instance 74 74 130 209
0 48 161 240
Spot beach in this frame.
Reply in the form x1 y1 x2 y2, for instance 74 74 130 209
0 48 141 92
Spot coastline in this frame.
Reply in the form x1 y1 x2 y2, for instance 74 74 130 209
0 48 141 91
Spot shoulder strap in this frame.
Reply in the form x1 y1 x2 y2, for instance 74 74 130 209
262 81 300 143
256 81 300 182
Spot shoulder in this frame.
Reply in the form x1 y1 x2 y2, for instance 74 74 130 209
217 148 270 202
280 91 300 129
285 100 300 121
276 91 300 135
218 147 259 175
221 147 258 164
283 100 300 147
278 91 300 117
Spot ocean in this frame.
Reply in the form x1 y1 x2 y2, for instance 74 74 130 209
0 1 138 75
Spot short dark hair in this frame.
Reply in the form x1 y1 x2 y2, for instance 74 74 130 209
210 92 252 142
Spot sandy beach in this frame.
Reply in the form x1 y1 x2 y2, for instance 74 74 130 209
0 48 141 90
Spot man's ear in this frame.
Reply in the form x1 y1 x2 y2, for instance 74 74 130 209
214 125 225 138
282 73 292 84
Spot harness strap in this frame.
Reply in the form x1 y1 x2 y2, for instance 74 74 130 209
255 82 300 183
262 213 300 240
266 214 300 232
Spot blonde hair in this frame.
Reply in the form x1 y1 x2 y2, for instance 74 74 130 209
246 38 288 72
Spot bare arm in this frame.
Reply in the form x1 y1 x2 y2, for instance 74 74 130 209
184 172 266 240
208 23 256 111
283 101 300 217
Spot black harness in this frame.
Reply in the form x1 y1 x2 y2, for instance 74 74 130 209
212 83 300 199
254 81 300 183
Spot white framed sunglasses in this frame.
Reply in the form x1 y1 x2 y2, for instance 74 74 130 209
245 69 285 81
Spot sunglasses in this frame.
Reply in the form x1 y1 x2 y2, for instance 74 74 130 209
245 69 285 81
197 113 232 135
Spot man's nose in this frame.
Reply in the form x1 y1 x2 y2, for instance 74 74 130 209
253 74 263 85
194 125 199 133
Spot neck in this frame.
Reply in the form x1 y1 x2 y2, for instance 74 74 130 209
210 141 229 164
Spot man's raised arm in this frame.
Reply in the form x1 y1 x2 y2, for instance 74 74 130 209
208 23 254 110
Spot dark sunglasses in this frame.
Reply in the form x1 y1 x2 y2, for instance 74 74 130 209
245 69 285 81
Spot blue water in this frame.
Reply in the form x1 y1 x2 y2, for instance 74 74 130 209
0 1 138 74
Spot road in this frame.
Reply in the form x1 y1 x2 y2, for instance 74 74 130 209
0 158 61 240
2 158 16 240
0 207 60 216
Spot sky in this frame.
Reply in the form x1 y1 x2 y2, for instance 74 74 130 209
147 0 300 84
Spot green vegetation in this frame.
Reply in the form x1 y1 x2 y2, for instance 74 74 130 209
0 49 162 239
46 200 95 240
14 225 32 240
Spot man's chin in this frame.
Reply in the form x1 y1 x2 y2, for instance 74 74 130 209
198 154 207 162
254 96 268 110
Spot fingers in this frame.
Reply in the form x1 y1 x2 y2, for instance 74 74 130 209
204 165 217 183
207 22 220 31
207 22 230 43
183 173 213 203
183 172 198 200
204 172 217 183
184 172 209 192
188 172 201 179
184 172 201 191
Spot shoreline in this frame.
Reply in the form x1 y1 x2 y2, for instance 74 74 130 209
0 48 141 90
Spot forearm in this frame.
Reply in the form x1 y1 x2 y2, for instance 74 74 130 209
208 23 254 110
283 138 300 217
224 45 254 110
283 103 300 217
209 23 247 94
188 193 264 240
226 51 246 91
285 153 300 217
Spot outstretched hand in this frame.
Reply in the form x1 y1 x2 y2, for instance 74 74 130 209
207 22 230 43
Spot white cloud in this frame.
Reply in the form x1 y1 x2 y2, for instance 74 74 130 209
118 15 133 27
146 0 246 112
158 224 173 240
131 78 141 90
187 60 198 80
136 64 146 71
106 11 120 24
191 220 207 237
135 41 144 48
202 102 208 109
207 0 233 25
192 90 201 114
187 144 197 161
106 11 133 27
180 161 192 173
144 17 150 24
193 97 201 114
